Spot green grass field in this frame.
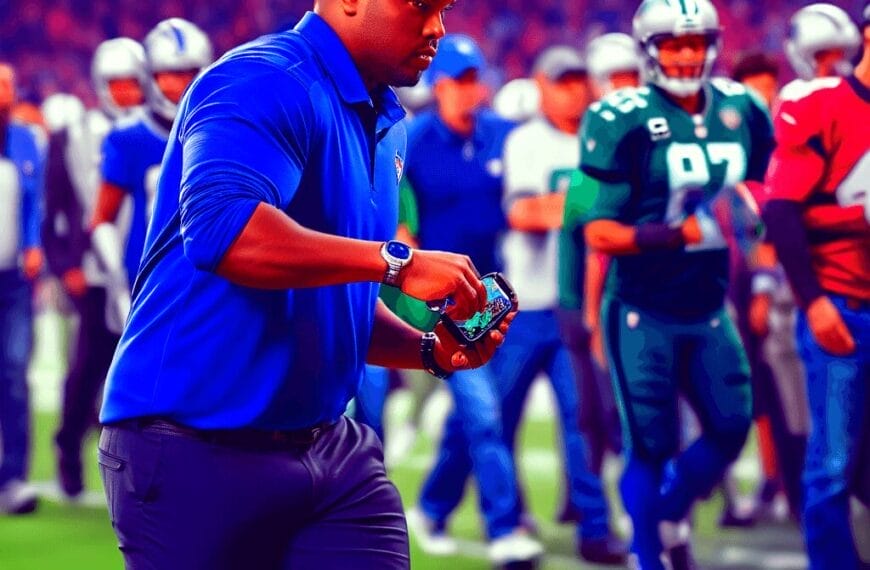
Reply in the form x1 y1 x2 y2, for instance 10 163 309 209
0 312 809 569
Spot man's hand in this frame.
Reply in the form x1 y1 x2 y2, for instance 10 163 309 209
22 247 43 281
749 293 771 337
432 307 517 371
62 267 88 298
807 296 855 356
396 250 487 319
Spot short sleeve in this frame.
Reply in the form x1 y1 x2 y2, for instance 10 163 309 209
579 103 631 182
101 130 130 191
503 124 544 206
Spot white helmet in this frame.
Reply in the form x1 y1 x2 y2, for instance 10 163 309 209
41 93 86 134
91 38 147 120
492 78 541 122
632 0 720 97
586 33 641 94
143 18 213 121
784 4 860 80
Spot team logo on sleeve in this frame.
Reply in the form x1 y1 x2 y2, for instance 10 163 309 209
719 107 742 130
394 152 404 184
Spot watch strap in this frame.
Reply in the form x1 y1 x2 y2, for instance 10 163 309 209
420 332 452 380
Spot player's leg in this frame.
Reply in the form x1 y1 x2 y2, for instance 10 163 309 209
487 311 550 525
797 300 868 570
763 301 809 517
0 273 35 512
659 309 752 524
547 336 628 563
603 297 680 570
557 308 608 476
287 417 410 570
418 365 523 540
56 287 118 497
416 406 472 532
542 320 610 538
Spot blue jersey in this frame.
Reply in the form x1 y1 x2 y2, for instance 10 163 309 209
404 110 515 274
100 12 406 430
100 113 169 287
0 122 44 271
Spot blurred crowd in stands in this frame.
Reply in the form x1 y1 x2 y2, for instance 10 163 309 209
1 0 866 106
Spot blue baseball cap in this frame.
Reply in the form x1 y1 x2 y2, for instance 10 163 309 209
425 34 486 83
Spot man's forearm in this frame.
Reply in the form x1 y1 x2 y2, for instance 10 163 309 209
367 299 425 369
216 203 389 289
763 199 824 308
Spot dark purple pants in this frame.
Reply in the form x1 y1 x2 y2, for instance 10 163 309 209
98 416 409 569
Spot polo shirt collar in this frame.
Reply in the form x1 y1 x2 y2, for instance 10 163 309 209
295 12 405 126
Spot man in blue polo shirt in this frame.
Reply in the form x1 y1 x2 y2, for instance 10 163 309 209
401 35 543 565
97 2 512 569
0 63 45 516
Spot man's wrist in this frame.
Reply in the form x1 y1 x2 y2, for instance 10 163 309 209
635 223 686 251
380 240 414 286
420 332 452 380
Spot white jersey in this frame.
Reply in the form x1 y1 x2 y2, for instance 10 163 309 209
63 109 114 285
501 117 580 310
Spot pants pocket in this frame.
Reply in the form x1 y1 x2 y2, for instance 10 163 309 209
97 447 125 523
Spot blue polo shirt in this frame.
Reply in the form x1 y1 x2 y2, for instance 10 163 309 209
404 110 515 274
0 122 44 272
100 12 406 430
101 113 169 287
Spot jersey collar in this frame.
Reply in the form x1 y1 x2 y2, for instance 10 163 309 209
846 75 870 103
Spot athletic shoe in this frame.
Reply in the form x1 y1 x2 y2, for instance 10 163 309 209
0 480 38 515
578 533 629 565
488 529 544 564
406 507 457 556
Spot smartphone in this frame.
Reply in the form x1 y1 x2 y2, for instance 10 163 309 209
440 272 517 345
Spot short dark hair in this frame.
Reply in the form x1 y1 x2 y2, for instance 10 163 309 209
731 51 780 82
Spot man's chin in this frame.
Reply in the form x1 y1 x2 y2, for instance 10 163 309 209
389 70 425 89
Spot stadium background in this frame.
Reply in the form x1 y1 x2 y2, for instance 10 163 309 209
0 0 866 568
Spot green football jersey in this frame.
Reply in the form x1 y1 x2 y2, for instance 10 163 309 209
582 79 773 319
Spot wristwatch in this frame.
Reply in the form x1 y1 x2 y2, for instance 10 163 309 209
380 240 413 286
421 332 452 380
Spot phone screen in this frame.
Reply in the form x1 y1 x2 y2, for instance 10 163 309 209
453 275 513 341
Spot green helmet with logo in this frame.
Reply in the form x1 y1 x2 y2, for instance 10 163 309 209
632 0 721 97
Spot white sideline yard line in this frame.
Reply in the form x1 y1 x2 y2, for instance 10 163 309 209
720 546 808 569
451 536 582 568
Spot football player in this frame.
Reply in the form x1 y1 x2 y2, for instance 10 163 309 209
762 4 870 568
581 0 773 567
91 19 212 332
559 33 642 483
748 4 863 524
499 45 627 565
42 37 148 499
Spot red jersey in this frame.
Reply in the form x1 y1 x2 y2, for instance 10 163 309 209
764 76 870 301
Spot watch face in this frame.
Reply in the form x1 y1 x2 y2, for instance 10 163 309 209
387 241 411 260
